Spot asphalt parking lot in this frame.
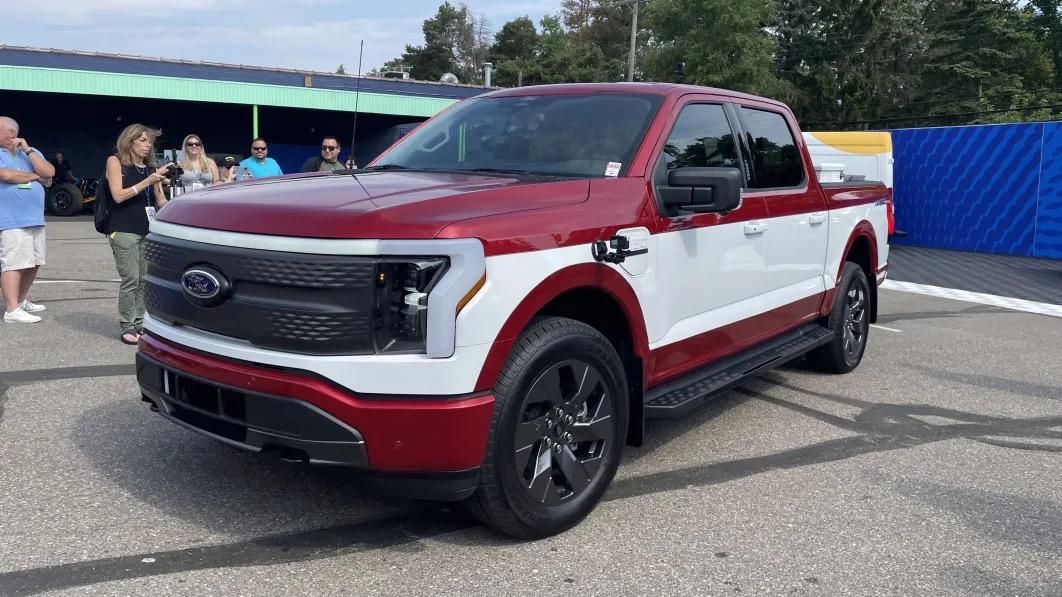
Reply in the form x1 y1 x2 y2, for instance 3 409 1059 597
1 216 1060 597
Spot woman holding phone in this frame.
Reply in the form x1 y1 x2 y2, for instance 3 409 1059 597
103 124 171 345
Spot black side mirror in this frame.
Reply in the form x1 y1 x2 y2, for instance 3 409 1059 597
659 167 743 214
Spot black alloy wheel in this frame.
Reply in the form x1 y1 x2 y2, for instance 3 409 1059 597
46 182 84 216
513 359 614 505
842 284 868 360
807 261 871 373
466 317 628 539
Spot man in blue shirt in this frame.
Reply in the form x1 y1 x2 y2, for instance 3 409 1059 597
0 116 55 323
239 138 283 178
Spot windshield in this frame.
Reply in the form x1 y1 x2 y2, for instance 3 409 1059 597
372 93 663 178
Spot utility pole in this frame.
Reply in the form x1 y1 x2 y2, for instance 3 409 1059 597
626 0 641 82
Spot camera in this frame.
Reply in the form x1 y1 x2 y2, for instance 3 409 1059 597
166 162 184 183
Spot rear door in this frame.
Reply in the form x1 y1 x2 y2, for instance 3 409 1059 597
734 105 828 325
647 97 773 383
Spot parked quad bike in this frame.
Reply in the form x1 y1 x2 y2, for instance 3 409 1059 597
46 178 98 216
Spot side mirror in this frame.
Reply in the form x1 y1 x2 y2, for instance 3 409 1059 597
659 167 743 214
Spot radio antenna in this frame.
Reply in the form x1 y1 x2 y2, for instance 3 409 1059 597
349 39 364 169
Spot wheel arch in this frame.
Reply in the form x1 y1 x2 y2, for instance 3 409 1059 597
474 264 649 446
836 223 878 324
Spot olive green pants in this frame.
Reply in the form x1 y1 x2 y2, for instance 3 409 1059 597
108 232 147 334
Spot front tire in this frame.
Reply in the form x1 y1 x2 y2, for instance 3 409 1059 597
466 317 629 539
46 182 84 216
807 262 871 373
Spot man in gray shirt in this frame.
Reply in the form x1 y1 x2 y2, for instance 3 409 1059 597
301 136 346 173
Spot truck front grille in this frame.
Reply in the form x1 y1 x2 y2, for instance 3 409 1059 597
144 234 376 355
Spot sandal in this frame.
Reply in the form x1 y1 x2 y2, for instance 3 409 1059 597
120 331 140 345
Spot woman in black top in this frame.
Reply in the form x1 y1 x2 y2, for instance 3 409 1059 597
104 124 171 344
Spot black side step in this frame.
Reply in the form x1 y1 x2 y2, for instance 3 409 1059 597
644 323 834 418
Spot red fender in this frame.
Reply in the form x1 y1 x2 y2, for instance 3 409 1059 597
474 264 650 391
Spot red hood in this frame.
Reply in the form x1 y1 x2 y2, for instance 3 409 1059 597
156 171 589 239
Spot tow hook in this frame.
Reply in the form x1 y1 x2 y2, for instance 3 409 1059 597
592 235 648 264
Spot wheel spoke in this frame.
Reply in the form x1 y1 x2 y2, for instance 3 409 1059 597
513 419 544 471
526 366 564 407
569 364 605 409
526 442 554 502
570 413 612 443
555 446 591 494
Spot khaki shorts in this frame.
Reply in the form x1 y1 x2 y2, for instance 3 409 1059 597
0 226 46 273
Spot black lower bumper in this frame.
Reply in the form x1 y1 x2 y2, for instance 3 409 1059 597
137 353 369 466
136 353 481 501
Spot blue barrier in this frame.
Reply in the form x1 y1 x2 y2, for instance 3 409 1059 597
892 121 1062 259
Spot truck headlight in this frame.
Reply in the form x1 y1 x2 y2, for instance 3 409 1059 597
373 258 448 353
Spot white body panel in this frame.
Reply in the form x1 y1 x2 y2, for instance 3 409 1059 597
803 132 894 188
762 209 829 295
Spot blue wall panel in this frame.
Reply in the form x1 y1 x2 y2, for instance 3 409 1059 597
1036 123 1062 259
891 123 1044 257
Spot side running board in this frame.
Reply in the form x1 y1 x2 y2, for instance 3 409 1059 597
644 323 834 418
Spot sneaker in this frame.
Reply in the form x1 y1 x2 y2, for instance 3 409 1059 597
4 308 42 324
20 300 46 313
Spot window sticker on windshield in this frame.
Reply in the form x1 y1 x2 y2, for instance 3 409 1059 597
605 162 622 177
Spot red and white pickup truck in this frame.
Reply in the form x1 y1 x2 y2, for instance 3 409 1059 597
136 83 890 538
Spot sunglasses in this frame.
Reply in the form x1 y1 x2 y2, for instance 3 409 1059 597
186 141 201 147
252 146 267 151
322 145 339 151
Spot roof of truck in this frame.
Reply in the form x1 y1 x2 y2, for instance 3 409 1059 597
484 82 789 109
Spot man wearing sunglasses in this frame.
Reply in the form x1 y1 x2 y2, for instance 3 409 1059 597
301 136 345 173
238 138 283 179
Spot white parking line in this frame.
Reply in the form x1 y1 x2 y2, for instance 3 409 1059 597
34 279 121 284
870 324 903 333
882 280 1062 319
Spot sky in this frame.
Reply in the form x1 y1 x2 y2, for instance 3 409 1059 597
3 0 562 76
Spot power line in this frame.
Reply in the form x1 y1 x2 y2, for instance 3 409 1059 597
845 86 1062 115
806 103 1062 127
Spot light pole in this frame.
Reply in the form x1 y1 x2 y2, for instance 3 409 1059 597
624 0 642 82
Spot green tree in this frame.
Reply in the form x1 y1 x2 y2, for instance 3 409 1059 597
389 2 491 84
335 64 347 75
916 0 1056 125
490 16 540 86
775 0 926 128
642 0 785 96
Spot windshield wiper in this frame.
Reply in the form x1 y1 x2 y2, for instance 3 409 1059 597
359 164 414 172
449 167 539 176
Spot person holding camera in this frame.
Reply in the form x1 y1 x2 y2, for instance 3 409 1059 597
177 134 234 192
103 124 170 345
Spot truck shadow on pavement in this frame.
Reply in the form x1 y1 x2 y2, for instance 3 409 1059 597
1 367 1060 596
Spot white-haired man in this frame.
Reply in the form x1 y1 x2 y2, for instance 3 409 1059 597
0 116 54 323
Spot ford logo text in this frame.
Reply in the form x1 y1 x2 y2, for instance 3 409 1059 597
181 270 222 299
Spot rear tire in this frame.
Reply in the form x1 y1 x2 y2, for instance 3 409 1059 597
807 262 871 374
466 317 628 539
46 182 84 216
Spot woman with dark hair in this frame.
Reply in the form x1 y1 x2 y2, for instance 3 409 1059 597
103 124 171 344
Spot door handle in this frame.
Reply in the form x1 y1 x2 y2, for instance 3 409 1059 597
743 222 768 235
809 212 827 225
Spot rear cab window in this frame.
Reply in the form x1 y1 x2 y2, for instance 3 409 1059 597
737 107 805 189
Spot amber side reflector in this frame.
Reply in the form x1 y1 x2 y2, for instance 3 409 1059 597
456 273 487 315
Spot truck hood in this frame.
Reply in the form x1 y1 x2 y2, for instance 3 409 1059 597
155 171 590 239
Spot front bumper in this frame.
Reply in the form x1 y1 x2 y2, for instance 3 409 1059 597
137 333 495 497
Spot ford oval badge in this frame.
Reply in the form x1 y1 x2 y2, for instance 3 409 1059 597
181 269 221 299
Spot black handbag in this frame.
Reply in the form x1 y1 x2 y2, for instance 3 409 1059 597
92 172 111 234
